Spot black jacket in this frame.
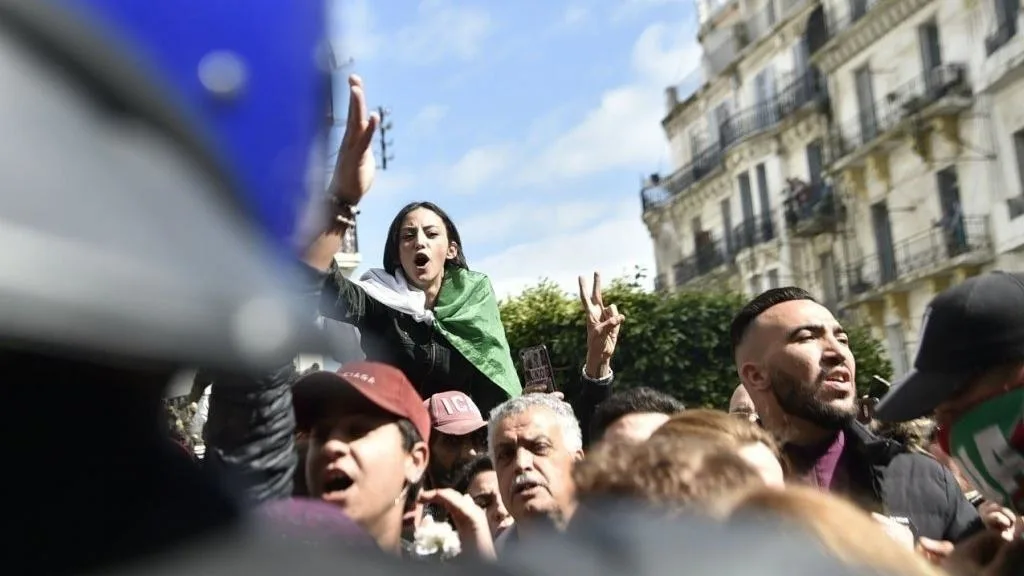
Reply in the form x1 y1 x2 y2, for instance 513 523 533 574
835 423 983 543
316 264 511 416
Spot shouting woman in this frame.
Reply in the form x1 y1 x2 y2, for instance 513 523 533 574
305 196 519 414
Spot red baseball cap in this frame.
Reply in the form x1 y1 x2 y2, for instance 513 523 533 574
292 361 431 443
424 391 487 436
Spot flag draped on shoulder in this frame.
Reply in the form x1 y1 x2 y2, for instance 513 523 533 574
356 267 522 400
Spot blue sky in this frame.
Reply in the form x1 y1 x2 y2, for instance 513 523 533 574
332 0 702 298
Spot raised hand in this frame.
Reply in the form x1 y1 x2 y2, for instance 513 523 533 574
578 272 625 379
418 488 496 560
329 74 379 206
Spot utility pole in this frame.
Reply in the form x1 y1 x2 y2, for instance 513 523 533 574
376 105 394 170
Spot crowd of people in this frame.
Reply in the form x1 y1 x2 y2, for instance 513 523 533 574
5 3 1022 575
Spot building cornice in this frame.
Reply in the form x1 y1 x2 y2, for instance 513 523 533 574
813 0 933 74
663 1 822 128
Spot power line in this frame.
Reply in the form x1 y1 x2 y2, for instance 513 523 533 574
376 105 394 171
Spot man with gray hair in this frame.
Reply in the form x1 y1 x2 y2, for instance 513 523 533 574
488 393 584 551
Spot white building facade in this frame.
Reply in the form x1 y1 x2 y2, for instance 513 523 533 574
644 0 1024 378
643 0 834 301
806 0 1024 377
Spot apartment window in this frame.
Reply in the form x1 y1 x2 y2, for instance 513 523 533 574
750 274 763 295
987 0 1020 55
995 0 1020 35
886 323 911 378
756 163 774 241
767 269 780 289
918 21 943 77
1009 129 1024 220
806 140 824 183
855 66 878 142
850 0 869 20
767 0 777 27
721 198 734 255
819 252 838 309
738 173 756 249
793 38 809 76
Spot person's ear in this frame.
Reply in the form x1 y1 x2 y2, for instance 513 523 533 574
405 441 429 484
446 241 458 261
740 363 770 393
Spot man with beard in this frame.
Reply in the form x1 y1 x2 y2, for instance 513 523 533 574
425 391 488 488
730 287 982 543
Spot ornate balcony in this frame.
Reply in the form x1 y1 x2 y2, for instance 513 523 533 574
784 180 841 238
700 0 818 77
729 213 777 254
828 63 972 170
643 70 827 214
672 233 732 287
720 70 827 150
641 144 724 212
843 216 993 304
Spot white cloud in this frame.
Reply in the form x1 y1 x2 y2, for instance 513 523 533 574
333 0 492 66
610 0 690 23
408 104 450 136
475 204 656 300
370 170 418 200
519 19 700 184
562 6 591 26
390 0 493 65
457 200 611 248
334 0 379 61
446 144 514 194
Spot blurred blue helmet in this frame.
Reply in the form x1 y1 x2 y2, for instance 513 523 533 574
0 0 332 368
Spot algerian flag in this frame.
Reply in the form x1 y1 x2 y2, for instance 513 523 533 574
357 267 522 400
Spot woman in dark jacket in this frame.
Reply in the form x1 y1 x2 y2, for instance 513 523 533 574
304 200 520 415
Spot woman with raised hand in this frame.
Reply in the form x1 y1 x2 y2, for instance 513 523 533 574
302 75 625 415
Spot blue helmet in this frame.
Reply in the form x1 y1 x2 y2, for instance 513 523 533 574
0 0 331 368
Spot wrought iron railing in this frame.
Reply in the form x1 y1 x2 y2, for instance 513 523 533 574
642 70 827 212
720 70 826 149
730 213 777 253
702 0 813 77
673 234 731 286
784 181 837 228
641 144 724 211
844 216 990 297
828 63 969 161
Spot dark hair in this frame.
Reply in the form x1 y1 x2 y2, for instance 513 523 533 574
591 387 686 442
729 287 817 355
396 418 424 510
451 454 494 494
382 201 468 275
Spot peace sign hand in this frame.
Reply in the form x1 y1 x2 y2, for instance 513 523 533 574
578 272 625 379
329 74 379 206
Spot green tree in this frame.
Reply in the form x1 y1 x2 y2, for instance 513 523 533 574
499 277 893 409
847 324 894 399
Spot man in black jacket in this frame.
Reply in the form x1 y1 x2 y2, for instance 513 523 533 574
730 287 982 542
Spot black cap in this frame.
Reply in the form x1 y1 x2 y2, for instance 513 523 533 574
875 271 1024 422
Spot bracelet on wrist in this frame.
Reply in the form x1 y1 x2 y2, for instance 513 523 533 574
328 196 359 226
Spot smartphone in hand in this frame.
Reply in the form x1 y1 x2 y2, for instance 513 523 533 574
520 345 556 394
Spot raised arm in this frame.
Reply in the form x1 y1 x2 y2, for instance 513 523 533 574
569 272 624 448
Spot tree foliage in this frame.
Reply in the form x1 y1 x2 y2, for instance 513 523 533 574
499 276 894 409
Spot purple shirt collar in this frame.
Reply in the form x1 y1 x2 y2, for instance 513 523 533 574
786 430 846 490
